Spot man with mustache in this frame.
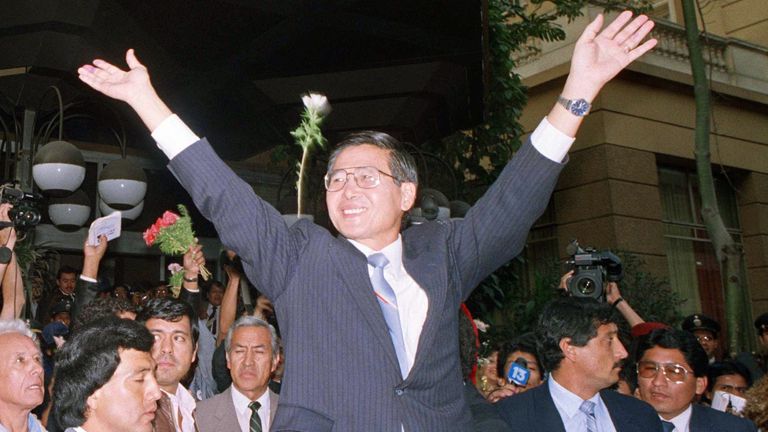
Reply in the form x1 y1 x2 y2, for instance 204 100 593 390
0 320 46 432
53 316 161 432
137 299 199 432
496 298 663 431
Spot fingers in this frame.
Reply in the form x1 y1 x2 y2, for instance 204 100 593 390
628 35 658 62
597 10 633 41
577 13 604 45
126 48 145 70
613 14 650 47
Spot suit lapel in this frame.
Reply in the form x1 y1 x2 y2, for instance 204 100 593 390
269 389 279 426
401 230 448 382
535 384 567 432
689 404 707 432
215 387 237 428
330 237 403 377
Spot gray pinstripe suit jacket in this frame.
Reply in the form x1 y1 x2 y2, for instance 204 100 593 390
168 138 563 431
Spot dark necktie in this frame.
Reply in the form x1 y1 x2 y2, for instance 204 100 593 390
662 420 675 432
367 253 409 378
249 401 262 432
153 392 175 432
579 400 597 432
208 305 218 335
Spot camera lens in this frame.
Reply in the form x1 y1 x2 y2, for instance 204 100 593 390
577 278 596 296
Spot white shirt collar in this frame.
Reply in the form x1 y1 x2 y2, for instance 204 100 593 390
348 235 404 276
231 385 271 429
548 375 600 419
162 383 197 432
662 404 692 432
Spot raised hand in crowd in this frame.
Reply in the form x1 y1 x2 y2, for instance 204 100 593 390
217 254 241 346
182 242 206 292
0 203 22 319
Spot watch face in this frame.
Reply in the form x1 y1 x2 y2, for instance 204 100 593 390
571 99 590 116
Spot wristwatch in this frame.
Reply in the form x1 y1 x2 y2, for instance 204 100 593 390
0 246 12 264
557 96 591 117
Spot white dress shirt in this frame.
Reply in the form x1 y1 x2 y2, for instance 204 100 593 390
232 385 272 432
164 383 197 432
349 236 427 375
661 404 693 432
548 376 617 432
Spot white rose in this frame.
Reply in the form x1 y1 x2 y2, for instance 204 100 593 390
302 92 332 117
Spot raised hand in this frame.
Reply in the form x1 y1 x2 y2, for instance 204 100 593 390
566 11 657 101
0 203 17 250
78 49 172 132
183 243 206 279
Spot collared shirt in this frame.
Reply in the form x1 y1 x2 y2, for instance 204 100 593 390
232 385 272 432
661 404 692 432
349 235 427 375
0 413 47 432
163 383 197 432
548 376 617 432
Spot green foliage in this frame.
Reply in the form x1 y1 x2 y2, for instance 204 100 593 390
614 252 683 327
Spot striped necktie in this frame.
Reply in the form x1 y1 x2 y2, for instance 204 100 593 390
249 401 262 432
579 400 597 432
368 253 409 378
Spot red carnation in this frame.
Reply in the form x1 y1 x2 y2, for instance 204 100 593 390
160 211 180 227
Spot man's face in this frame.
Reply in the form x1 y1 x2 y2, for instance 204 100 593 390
693 330 718 358
0 333 44 411
146 317 197 393
569 323 627 392
759 332 768 349
207 285 225 307
707 373 749 400
636 346 707 420
57 272 77 295
227 326 277 398
86 349 161 432
325 144 416 250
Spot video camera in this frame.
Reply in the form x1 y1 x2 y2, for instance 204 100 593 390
0 183 42 231
565 240 623 301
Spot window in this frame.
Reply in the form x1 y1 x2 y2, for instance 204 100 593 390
658 167 742 320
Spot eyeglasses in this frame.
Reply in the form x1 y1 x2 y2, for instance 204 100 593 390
324 166 400 192
636 361 694 384
696 335 715 343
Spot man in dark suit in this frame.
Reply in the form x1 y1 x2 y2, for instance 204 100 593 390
196 315 280 432
495 298 662 431
78 11 657 431
635 328 757 432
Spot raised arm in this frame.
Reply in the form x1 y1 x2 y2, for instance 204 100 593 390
217 259 241 347
547 11 656 137
0 204 21 319
71 234 108 321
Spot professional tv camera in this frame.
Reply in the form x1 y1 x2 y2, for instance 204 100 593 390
0 183 42 232
565 240 623 301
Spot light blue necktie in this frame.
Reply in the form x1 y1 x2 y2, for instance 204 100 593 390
368 253 409 378
579 400 598 432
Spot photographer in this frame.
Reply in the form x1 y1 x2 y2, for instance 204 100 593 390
560 271 645 328
0 203 23 320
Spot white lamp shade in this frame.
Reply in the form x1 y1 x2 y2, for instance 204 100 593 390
98 179 147 210
32 140 86 197
32 163 85 196
99 199 144 221
49 203 90 231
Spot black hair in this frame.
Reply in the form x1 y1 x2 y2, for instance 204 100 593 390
707 360 753 391
636 328 709 377
52 317 153 428
536 297 615 373
327 131 419 185
496 332 545 379
56 265 78 279
457 309 478 381
72 297 137 331
136 298 199 345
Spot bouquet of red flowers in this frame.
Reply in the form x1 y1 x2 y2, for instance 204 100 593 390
144 204 211 293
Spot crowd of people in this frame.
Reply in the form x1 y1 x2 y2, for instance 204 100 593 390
2 9 761 432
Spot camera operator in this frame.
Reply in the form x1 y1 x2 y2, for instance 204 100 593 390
560 271 645 328
0 203 23 320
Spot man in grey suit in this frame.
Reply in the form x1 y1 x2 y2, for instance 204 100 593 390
78 11 656 431
196 316 280 432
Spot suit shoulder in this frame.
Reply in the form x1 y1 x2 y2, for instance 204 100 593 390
196 391 230 412
692 404 758 431
601 390 661 426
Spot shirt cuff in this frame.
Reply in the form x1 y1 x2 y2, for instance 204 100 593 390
150 114 200 160
80 275 97 283
530 117 575 163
